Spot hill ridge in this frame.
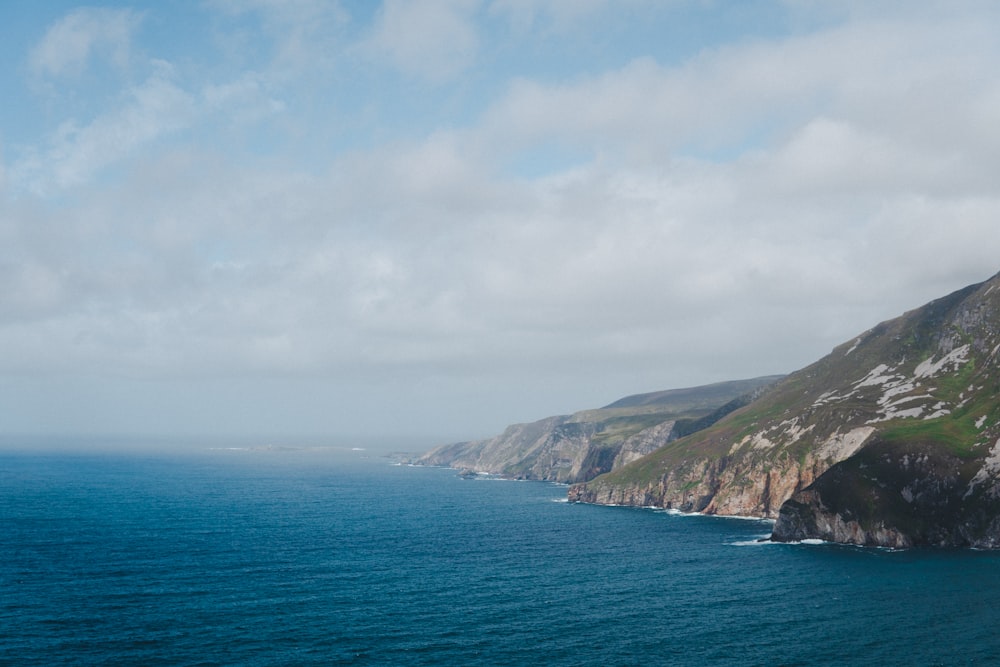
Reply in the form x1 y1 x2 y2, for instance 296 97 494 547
570 271 1000 548
413 376 782 484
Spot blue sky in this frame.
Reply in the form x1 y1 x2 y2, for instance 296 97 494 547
3 1 1000 444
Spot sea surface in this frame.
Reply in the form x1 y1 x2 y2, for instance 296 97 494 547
3 443 1000 666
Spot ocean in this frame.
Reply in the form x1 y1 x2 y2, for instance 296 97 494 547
2 444 999 666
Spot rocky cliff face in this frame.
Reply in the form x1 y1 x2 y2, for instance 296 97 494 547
770 275 1000 547
565 429 850 516
571 271 1000 548
771 437 1000 548
414 377 781 484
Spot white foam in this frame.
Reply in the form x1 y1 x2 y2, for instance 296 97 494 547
768 538 908 551
713 513 774 522
731 535 777 546
732 537 832 547
660 508 772 522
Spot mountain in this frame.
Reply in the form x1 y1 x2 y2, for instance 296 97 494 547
413 376 782 484
569 271 1000 548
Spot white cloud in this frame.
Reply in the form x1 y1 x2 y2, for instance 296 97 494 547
12 67 197 195
489 0 640 32
29 7 142 79
479 12 1000 185
4 2 1000 437
201 73 287 127
208 0 349 75
366 0 480 82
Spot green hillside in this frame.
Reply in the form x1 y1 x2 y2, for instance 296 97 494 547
571 272 1000 547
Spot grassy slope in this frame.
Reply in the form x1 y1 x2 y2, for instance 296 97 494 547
583 276 998 502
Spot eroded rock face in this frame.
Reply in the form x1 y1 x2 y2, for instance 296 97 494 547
613 421 679 470
568 428 875 519
771 490 914 548
415 377 779 484
416 416 657 484
416 416 609 483
568 452 825 517
771 439 1000 548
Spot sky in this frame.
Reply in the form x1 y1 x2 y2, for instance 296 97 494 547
2 0 1000 444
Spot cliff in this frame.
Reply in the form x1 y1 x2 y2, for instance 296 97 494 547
414 376 782 484
570 271 1000 548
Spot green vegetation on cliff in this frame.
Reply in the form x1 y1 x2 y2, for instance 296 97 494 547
571 271 1000 548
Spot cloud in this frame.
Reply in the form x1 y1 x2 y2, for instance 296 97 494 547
208 0 349 75
28 7 143 79
479 12 1000 183
365 0 480 82
489 0 636 32
4 2 1000 437
12 65 197 195
12 6 1000 379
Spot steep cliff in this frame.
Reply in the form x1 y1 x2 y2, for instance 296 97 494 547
414 376 781 484
770 437 1000 548
571 271 1000 547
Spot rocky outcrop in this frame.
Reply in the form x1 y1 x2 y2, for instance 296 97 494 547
772 488 915 548
611 420 683 469
772 437 1000 548
567 432 863 518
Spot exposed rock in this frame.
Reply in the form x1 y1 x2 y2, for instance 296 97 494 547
568 451 826 517
772 438 1000 548
413 376 781 484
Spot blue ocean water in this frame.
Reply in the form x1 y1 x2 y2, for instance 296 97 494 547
2 445 1000 666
